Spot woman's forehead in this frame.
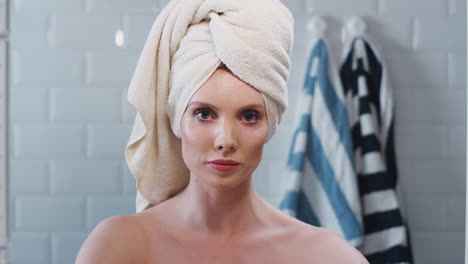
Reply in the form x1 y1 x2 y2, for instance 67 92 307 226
189 68 265 110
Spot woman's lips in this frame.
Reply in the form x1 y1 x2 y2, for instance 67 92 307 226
208 162 239 172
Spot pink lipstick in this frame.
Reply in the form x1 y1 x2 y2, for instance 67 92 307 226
208 159 240 172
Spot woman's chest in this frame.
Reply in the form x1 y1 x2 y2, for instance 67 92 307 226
147 245 286 264
143 228 310 264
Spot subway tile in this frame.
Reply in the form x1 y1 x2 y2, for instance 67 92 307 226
50 88 121 122
122 91 137 123
0 0 5 34
396 189 409 219
122 161 136 195
267 159 290 197
87 124 132 159
445 195 465 231
414 18 466 52
51 160 121 195
86 197 134 230
10 15 49 49
253 159 269 197
290 33 314 69
394 89 466 125
399 160 465 194
51 232 87 264
86 0 158 13
367 16 413 52
86 53 138 85
264 124 294 160
449 0 467 16
379 0 448 16
305 0 377 15
13 124 84 159
123 15 156 50
12 52 84 86
444 90 466 124
10 88 48 121
386 53 448 90
158 0 171 8
395 125 448 159
10 160 49 194
50 15 121 50
16 197 84 230
411 231 464 263
13 0 84 13
449 53 467 89
10 232 50 264
283 86 305 125
447 125 466 159
279 0 307 18
405 194 448 232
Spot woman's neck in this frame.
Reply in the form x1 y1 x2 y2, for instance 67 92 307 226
168 175 268 241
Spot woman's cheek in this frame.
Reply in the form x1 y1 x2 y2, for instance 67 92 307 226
181 118 202 139
186 121 214 149
247 121 268 140
241 126 267 148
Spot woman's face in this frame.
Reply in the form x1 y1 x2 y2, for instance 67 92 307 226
180 68 269 189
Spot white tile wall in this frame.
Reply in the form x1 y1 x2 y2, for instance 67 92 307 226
50 88 121 121
9 15 48 49
85 0 158 13
378 0 449 16
85 53 138 84
14 0 83 12
0 43 6 264
49 15 122 50
449 53 467 88
51 233 87 264
10 232 49 264
50 160 122 194
12 52 84 86
415 18 466 52
7 0 466 264
305 0 378 16
386 53 449 90
0 1 7 261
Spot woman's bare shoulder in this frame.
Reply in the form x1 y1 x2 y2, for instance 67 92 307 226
299 226 369 264
75 214 146 264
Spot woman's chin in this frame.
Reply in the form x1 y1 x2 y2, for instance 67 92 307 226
199 170 250 190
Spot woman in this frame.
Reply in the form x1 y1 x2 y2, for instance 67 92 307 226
76 0 369 263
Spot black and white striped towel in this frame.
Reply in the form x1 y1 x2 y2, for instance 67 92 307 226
339 37 413 263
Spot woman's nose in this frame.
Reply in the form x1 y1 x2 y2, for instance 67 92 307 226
214 119 237 152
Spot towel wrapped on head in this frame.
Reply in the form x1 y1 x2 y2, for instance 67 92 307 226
125 0 295 212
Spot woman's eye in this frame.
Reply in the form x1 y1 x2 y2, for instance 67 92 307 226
242 111 260 122
194 108 261 123
195 109 212 120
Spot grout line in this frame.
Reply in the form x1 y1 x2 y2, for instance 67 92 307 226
447 0 456 16
411 16 418 51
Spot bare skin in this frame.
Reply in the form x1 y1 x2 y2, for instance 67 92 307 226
75 68 369 264
132 192 367 264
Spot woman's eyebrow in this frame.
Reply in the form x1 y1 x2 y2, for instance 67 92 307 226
188 101 218 109
188 101 264 111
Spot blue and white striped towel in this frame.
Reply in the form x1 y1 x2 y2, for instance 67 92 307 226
339 36 413 263
279 37 363 246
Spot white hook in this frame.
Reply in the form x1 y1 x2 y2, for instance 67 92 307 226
345 16 366 37
307 16 327 37
344 17 369 71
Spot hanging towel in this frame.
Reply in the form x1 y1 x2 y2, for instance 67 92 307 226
279 37 363 247
339 37 413 263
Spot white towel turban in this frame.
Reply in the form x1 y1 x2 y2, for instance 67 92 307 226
125 0 294 212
